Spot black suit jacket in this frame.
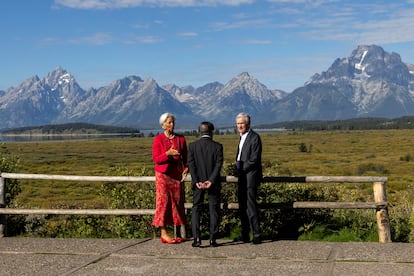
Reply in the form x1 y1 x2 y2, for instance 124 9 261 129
236 129 263 179
188 136 223 191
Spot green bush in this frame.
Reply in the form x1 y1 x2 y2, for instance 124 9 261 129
355 163 388 175
388 191 413 242
298 225 378 242
0 143 21 206
298 209 379 242
0 143 22 236
8 155 409 242
18 165 157 238
259 182 333 240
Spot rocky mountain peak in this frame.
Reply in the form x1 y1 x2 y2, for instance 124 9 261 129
22 75 41 89
2 44 414 130
351 45 411 84
221 71 275 103
308 44 413 86
142 77 158 89
163 84 195 102
110 76 143 92
43 66 74 90
229 72 255 86
276 44 414 122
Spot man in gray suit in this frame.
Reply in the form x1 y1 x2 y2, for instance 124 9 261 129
188 121 223 247
234 112 262 244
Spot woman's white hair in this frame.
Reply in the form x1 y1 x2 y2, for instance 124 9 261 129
159 112 175 127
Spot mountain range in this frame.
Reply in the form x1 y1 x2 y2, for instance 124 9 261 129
1 44 414 130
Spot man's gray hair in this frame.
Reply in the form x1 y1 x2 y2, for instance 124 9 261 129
235 112 250 125
159 112 175 127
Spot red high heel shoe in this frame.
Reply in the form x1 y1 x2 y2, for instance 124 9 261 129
160 237 176 244
174 237 184 243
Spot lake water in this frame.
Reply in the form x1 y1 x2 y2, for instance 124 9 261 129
0 128 286 142
0 133 139 142
0 129 192 142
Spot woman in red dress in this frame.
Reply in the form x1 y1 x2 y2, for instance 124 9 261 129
152 112 188 244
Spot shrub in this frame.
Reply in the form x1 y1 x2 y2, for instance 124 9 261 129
299 225 378 242
0 143 21 206
0 143 22 236
19 165 157 238
355 163 388 175
299 143 307 152
400 154 413 162
388 191 413 242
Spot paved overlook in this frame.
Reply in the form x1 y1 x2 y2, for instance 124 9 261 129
0 238 413 275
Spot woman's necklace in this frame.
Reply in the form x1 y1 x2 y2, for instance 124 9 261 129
164 131 175 139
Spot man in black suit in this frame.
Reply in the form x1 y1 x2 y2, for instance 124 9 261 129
188 121 223 247
234 112 262 244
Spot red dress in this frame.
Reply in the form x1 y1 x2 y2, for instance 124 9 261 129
152 133 188 227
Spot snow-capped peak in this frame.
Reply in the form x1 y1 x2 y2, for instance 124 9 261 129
58 73 73 85
355 50 368 71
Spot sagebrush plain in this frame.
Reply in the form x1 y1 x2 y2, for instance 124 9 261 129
3 129 414 207
2 129 414 241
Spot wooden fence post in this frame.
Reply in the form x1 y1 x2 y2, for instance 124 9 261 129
373 181 391 243
0 176 6 237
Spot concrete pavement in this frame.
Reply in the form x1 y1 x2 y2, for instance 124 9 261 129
0 237 413 275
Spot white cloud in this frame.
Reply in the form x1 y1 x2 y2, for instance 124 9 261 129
136 35 164 43
68 32 114 45
36 37 61 46
210 18 274 31
177 32 198 37
292 3 414 45
132 23 150 29
54 0 256 9
36 33 115 46
242 39 272 44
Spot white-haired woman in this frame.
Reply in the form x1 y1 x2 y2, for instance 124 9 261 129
152 112 188 244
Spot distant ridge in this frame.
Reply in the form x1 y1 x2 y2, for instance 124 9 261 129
4 116 414 137
1 122 140 135
259 116 414 131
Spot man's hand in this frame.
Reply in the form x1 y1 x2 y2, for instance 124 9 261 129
203 180 212 189
196 182 205 189
196 181 212 189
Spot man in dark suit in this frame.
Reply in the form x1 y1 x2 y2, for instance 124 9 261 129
188 121 224 247
234 112 262 244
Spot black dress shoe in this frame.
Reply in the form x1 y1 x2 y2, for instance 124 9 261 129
252 237 262 245
209 240 218 247
192 238 201 247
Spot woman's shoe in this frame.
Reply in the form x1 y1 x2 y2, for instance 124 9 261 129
174 237 184 243
160 237 176 244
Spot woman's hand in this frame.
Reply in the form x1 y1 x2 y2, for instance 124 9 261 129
181 168 188 182
166 147 180 156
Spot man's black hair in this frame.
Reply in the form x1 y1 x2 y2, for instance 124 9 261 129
199 121 214 135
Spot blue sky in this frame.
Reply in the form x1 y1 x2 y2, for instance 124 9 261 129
2 0 414 93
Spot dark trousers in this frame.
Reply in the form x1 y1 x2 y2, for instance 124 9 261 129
237 174 261 239
191 188 220 240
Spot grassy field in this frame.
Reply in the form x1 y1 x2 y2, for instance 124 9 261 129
2 129 414 209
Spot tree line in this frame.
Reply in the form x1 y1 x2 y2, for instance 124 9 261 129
260 116 414 131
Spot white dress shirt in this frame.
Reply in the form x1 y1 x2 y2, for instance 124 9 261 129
237 130 250 161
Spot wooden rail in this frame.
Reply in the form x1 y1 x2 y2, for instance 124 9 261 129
0 173 391 242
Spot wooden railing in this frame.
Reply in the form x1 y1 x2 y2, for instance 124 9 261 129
0 173 391 242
